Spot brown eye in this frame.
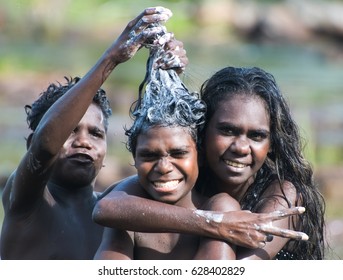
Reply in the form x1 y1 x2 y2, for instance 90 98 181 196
90 128 105 139
217 124 236 136
171 150 188 158
137 152 159 162
249 131 269 142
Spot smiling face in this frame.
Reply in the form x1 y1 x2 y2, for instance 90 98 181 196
204 94 271 199
134 125 198 206
51 103 107 188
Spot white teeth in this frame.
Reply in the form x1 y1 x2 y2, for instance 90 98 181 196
153 180 180 188
224 160 247 168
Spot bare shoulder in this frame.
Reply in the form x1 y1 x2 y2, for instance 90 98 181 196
263 180 297 202
112 175 148 197
257 180 299 213
98 174 148 200
202 193 240 212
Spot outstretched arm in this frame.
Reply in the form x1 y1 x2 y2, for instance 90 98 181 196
3 7 174 215
93 176 308 249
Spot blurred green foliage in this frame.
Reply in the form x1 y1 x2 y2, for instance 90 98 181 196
1 0 343 183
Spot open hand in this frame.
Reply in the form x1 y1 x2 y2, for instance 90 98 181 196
106 7 173 64
154 33 188 74
217 207 308 249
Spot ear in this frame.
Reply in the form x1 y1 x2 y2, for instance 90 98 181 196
26 133 34 150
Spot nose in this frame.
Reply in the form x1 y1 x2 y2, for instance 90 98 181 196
231 136 250 155
72 131 92 149
154 156 173 174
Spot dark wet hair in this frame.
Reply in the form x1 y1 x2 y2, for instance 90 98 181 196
200 66 325 260
125 37 206 157
25 76 112 132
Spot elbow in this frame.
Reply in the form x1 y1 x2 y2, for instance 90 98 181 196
92 203 100 223
30 124 62 157
92 199 107 225
92 190 132 228
92 195 121 227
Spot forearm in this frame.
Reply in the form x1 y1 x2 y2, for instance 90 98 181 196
33 7 173 155
193 193 239 260
34 52 118 155
93 191 220 237
93 181 309 249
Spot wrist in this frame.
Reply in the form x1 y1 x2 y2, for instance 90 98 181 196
97 50 120 80
193 209 225 240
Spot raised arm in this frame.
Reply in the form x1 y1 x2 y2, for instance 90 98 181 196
3 7 174 214
93 176 308 249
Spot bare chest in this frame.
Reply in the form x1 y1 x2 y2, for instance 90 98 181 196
133 232 199 260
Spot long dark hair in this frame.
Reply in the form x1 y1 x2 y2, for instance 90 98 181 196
199 66 325 259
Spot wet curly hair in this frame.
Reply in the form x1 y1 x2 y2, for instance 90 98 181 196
25 76 112 132
125 43 206 156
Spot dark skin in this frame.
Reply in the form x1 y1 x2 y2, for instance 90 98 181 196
94 177 306 253
1 104 106 259
94 126 238 260
0 7 182 260
199 94 297 259
93 94 308 259
93 91 308 253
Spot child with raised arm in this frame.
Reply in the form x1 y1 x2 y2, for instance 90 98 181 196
0 7 184 260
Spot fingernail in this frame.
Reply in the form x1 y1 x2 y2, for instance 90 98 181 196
301 233 309 241
155 6 173 17
297 207 306 213
159 14 171 22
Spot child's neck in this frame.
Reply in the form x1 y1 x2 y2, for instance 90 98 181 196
173 189 206 209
